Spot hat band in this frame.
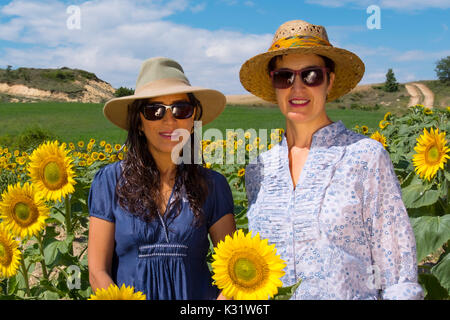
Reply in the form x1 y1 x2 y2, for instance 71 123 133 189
268 35 332 52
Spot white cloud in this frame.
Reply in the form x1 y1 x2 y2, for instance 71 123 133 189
306 0 450 10
0 0 272 94
393 49 450 62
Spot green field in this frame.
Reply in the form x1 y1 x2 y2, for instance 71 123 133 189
0 102 389 146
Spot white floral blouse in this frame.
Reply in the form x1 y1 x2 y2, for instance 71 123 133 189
245 121 424 300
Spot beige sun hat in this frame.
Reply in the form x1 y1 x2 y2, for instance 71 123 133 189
239 20 365 103
104 57 226 130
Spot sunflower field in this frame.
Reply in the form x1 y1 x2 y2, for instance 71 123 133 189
0 105 449 300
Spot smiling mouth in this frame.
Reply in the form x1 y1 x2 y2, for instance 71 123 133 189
289 98 310 107
159 131 179 140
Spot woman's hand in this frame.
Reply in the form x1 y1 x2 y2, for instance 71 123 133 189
217 291 231 300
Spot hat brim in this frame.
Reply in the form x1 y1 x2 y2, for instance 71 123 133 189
239 46 365 103
103 82 226 131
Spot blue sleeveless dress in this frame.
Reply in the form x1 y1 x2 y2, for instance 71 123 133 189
88 161 234 300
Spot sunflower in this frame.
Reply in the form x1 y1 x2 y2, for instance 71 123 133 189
0 224 21 278
77 141 84 148
413 128 450 181
89 283 146 300
237 168 245 177
370 131 387 148
361 126 369 135
211 230 286 300
0 182 50 238
246 144 253 152
27 141 76 202
383 112 392 121
423 108 433 115
378 120 390 130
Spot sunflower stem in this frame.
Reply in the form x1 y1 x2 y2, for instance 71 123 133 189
64 196 74 256
36 232 49 281
19 256 31 297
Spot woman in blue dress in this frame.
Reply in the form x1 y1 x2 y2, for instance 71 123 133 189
87 57 236 300
239 20 423 299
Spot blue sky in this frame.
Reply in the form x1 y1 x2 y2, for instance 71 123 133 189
0 0 449 94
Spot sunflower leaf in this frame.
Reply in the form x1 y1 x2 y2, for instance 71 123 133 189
402 177 439 209
431 251 450 292
271 279 302 300
418 273 449 300
410 214 450 262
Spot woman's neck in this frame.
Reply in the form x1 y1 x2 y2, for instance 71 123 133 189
285 115 333 149
149 148 178 183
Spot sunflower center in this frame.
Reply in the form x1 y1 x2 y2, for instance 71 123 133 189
44 162 61 184
234 258 257 281
426 145 440 164
228 251 268 290
12 200 38 227
42 160 68 190
14 202 30 221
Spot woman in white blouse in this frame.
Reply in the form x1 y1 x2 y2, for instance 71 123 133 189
239 20 423 300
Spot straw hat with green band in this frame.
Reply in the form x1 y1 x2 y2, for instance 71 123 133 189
239 20 365 103
104 57 226 131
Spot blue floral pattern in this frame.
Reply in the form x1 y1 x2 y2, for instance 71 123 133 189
245 121 423 300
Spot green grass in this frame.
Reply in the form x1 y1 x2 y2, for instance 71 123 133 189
204 105 387 133
0 102 389 147
420 80 450 107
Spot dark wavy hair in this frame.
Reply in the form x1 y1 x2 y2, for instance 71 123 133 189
116 93 209 225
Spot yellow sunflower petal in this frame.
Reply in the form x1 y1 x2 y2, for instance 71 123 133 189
27 141 77 202
0 182 49 238
211 230 286 300
89 283 146 300
0 223 21 278
412 128 450 181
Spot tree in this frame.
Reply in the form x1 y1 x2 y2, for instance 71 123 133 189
384 68 399 92
114 86 134 97
435 56 450 83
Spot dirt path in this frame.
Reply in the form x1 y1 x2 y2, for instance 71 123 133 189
414 83 434 108
405 82 434 108
405 83 421 107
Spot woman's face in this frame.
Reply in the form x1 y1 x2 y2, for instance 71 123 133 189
139 92 195 157
274 53 335 125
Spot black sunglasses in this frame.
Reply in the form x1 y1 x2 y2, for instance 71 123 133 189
270 66 329 89
140 101 195 121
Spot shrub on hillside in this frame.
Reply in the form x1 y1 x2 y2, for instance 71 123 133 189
114 86 135 97
384 68 399 92
435 56 450 83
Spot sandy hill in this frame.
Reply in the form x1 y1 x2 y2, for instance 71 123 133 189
0 67 115 103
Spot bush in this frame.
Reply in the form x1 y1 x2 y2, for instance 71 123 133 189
384 68 399 92
0 127 59 151
42 70 75 82
435 56 450 83
114 86 135 97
